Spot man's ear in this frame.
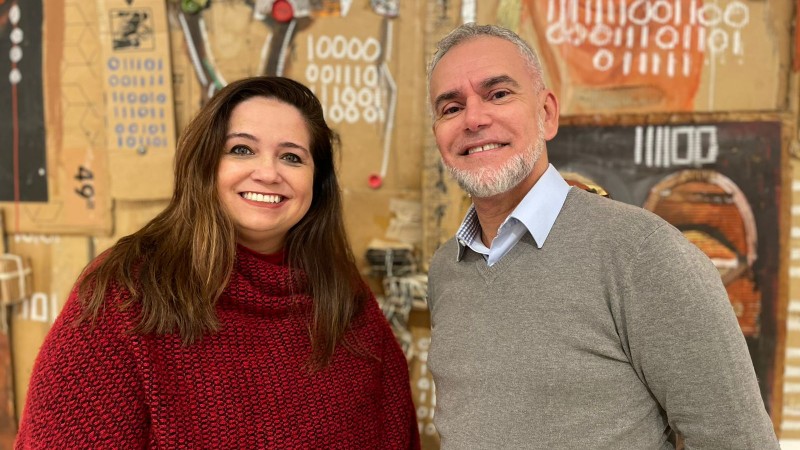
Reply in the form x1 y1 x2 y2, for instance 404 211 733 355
541 90 559 141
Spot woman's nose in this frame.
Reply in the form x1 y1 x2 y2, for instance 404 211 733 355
250 158 283 183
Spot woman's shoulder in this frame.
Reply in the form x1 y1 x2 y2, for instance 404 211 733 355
57 276 138 337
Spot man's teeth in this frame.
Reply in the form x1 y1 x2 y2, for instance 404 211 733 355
467 143 503 155
242 192 282 203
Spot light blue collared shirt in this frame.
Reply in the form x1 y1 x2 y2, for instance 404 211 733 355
455 164 571 266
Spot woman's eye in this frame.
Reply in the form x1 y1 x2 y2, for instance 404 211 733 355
229 145 253 156
281 153 302 164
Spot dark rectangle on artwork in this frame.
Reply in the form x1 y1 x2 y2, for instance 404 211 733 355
0 0 47 203
549 121 782 415
110 8 155 52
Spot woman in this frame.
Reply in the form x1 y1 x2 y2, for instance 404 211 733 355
16 77 420 449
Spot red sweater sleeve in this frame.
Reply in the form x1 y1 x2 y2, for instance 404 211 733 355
15 289 149 449
369 298 421 450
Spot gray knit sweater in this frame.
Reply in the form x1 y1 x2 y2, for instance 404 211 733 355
427 188 778 449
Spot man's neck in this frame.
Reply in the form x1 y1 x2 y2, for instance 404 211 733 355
472 196 518 247
470 160 549 247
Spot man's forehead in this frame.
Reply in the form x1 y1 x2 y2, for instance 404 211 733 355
431 38 525 79
433 37 508 70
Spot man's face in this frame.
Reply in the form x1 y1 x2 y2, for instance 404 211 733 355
429 36 558 199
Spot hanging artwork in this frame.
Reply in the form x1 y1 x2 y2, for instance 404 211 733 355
0 0 112 234
511 0 793 113
0 1 47 203
97 0 177 200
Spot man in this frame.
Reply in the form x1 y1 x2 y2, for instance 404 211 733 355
425 23 779 449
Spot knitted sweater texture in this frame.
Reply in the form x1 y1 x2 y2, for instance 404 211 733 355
427 188 778 449
16 247 420 449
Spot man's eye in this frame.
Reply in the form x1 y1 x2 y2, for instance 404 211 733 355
229 145 253 155
442 105 461 115
491 91 509 100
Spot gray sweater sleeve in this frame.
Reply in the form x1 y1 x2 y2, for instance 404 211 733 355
623 223 778 449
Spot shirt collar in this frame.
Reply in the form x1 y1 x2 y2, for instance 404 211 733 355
454 164 570 261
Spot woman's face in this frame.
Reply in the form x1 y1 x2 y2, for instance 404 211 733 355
217 96 315 254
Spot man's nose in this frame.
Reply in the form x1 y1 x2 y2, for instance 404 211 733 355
463 97 491 132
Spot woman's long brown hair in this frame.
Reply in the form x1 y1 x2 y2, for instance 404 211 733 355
78 77 367 369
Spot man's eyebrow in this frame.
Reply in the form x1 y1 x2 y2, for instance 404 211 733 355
433 89 461 112
481 75 520 90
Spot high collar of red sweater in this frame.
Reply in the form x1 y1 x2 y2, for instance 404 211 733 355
221 245 310 312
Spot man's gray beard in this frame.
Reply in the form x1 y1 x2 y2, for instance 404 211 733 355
445 138 544 198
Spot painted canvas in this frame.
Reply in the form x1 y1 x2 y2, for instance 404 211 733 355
0 0 47 204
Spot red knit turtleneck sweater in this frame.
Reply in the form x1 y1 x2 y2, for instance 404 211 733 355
15 247 420 449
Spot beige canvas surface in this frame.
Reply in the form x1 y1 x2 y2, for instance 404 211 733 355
97 0 177 200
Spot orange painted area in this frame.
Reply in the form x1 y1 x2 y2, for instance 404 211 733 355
655 181 747 255
521 0 705 111
726 277 761 336
313 0 341 17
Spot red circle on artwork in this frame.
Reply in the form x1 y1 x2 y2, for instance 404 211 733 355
272 0 294 22
368 174 383 189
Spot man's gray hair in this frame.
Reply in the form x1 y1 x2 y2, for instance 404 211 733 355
427 23 544 86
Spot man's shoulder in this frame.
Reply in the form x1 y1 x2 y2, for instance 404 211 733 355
429 237 459 268
564 188 710 265
563 187 669 232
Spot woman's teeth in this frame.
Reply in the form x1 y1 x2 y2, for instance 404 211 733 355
242 192 282 203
